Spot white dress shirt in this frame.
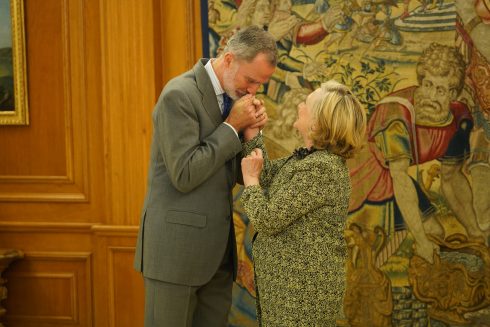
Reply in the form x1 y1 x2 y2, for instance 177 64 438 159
204 59 239 138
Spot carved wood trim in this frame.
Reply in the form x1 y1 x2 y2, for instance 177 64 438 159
91 225 139 237
0 222 95 233
0 222 140 236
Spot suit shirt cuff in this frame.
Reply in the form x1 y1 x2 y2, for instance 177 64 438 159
223 122 239 139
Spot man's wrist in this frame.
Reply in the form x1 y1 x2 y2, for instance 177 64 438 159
223 122 239 138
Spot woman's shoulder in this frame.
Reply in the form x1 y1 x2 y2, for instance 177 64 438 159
301 150 346 168
285 152 347 182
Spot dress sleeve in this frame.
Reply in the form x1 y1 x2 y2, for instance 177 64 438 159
241 160 343 236
242 133 289 189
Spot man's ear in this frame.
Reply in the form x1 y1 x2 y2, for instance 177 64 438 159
223 52 234 68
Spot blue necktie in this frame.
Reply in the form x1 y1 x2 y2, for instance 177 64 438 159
222 93 233 119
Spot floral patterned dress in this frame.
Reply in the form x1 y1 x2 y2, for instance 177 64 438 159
241 135 350 327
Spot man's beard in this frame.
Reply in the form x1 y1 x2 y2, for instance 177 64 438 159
414 90 450 123
223 64 240 100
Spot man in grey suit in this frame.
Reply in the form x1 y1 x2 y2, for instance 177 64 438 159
134 26 277 326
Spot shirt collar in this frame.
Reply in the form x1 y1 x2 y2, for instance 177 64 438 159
204 59 225 96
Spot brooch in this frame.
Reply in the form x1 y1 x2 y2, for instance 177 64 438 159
292 147 317 159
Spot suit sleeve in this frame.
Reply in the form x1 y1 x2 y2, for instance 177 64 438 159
155 87 242 193
241 160 340 236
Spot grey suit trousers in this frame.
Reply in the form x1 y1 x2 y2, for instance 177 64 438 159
144 238 233 327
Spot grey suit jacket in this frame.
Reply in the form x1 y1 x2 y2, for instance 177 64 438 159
134 59 241 286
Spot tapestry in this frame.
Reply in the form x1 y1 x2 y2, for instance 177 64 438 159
204 0 490 326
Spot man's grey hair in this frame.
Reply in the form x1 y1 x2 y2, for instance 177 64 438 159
223 26 277 65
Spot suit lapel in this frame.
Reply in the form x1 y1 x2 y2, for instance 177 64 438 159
194 59 237 187
194 59 223 126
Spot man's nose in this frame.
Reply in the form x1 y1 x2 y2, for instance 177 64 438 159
247 84 261 95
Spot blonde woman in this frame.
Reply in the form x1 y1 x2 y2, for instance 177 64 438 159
240 80 367 326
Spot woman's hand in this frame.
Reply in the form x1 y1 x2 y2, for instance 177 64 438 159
243 98 267 141
241 148 263 186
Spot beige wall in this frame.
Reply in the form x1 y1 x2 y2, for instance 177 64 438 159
0 0 202 325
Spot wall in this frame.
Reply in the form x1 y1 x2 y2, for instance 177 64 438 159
0 0 202 326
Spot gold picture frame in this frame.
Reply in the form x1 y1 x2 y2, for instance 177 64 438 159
0 0 28 125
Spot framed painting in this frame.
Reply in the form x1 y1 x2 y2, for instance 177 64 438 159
0 0 28 125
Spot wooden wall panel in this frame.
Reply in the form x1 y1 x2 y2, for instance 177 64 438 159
0 0 202 326
3 252 92 327
92 226 144 327
160 0 203 86
0 0 67 177
99 0 157 226
109 248 143 327
99 0 203 225
0 0 106 221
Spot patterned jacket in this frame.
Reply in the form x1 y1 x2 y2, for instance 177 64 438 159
241 135 350 327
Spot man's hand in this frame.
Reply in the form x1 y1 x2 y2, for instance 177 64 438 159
225 95 259 132
226 95 268 134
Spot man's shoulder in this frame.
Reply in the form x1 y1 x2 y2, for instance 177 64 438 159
165 69 197 90
162 59 210 94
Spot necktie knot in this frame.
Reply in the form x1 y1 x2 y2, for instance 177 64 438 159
222 93 233 119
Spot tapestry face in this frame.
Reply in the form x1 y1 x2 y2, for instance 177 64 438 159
205 0 490 326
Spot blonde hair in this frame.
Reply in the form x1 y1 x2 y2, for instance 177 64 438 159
309 80 367 158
